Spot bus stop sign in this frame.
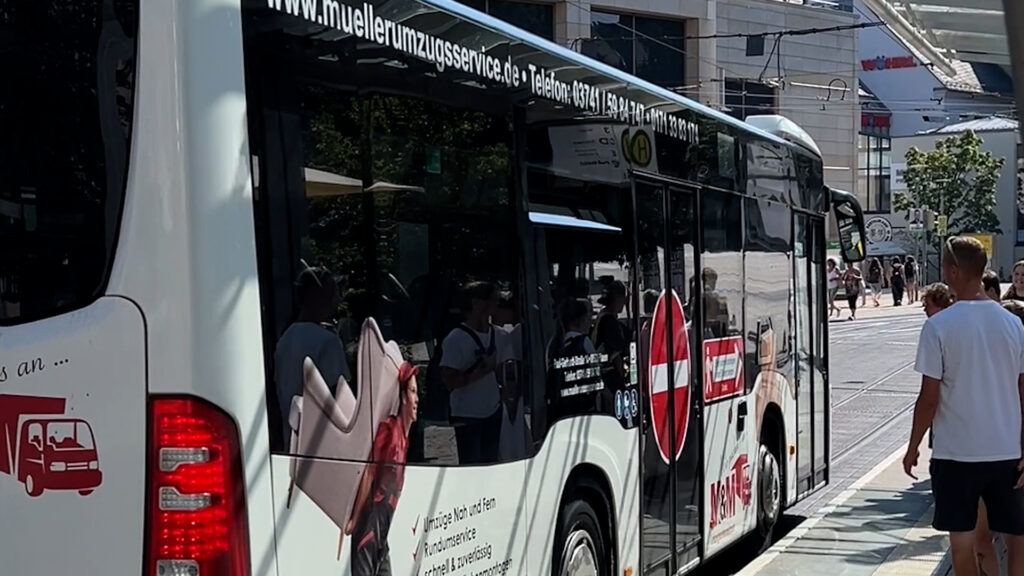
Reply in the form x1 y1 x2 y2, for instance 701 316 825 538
648 290 691 464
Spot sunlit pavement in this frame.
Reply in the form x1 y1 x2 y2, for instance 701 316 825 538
735 446 945 576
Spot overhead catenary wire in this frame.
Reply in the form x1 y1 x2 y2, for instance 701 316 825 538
560 1 1008 104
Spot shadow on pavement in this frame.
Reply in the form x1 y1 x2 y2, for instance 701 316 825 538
690 514 807 576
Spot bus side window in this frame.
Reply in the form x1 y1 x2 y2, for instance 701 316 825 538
252 80 523 467
526 168 634 434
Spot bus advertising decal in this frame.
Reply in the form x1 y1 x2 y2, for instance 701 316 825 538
267 0 700 144
648 290 690 464
703 336 744 403
0 394 103 498
709 453 752 532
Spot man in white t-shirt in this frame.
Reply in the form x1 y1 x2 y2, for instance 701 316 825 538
904 236 1024 576
275 267 351 446
440 281 502 464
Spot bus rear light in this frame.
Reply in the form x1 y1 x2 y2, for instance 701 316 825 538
159 486 213 511
146 397 250 576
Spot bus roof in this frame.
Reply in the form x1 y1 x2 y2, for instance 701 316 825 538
423 0 800 154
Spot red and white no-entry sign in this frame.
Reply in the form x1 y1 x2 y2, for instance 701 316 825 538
648 290 691 464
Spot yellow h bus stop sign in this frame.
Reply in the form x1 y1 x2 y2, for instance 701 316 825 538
964 233 994 260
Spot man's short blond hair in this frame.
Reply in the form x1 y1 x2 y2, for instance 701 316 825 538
945 236 988 279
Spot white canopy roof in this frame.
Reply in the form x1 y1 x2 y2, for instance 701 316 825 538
864 0 1009 68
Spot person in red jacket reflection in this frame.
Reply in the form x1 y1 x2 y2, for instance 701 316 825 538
346 361 419 576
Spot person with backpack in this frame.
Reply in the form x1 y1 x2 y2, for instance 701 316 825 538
890 257 906 306
439 281 503 465
866 258 884 307
905 256 919 304
842 264 864 321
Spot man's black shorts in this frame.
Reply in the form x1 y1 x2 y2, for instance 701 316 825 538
931 458 1024 534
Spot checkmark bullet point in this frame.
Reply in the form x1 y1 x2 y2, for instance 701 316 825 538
412 514 420 535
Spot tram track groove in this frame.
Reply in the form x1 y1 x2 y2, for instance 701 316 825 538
831 358 916 410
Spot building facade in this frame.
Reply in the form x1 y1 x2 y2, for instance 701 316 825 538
852 0 1018 275
459 0 861 198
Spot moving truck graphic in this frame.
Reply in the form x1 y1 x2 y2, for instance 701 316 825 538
0 394 102 497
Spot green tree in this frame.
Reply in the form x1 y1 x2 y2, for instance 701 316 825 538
893 130 1005 236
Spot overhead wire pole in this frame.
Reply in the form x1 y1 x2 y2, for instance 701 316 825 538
1003 0 1024 124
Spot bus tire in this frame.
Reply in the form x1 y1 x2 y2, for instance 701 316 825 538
754 440 782 549
554 499 608 576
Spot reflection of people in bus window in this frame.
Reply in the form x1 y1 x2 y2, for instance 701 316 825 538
701 268 730 338
560 297 597 356
346 362 419 576
547 298 599 419
440 281 502 465
495 292 530 461
273 266 351 445
593 280 629 411
593 280 628 357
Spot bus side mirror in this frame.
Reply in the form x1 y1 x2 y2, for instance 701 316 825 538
829 187 867 264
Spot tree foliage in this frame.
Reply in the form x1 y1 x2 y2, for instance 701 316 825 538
893 130 1005 235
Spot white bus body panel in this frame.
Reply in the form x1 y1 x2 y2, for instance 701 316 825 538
0 299 146 575
271 416 639 575
108 0 277 572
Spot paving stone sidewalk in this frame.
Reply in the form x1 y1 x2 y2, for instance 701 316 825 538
738 447 949 576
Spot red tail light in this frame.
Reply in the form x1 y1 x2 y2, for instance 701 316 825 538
146 396 250 576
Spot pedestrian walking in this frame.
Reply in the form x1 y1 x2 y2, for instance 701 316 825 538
867 258 884 307
890 256 906 306
982 270 1001 302
906 256 919 303
1003 260 1024 302
903 236 1024 576
842 265 863 321
827 258 842 318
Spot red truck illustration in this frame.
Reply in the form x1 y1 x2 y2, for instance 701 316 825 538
0 394 102 497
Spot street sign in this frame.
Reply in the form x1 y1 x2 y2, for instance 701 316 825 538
964 233 994 259
907 207 925 231
891 162 908 192
649 290 690 464
704 336 744 402
937 215 948 236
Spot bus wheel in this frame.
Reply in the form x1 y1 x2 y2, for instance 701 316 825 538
555 499 607 576
78 490 94 496
24 474 43 497
756 442 781 543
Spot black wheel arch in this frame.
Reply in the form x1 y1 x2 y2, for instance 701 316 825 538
760 402 786 504
556 463 618 573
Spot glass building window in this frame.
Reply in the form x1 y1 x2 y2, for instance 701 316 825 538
724 79 775 120
856 135 891 213
459 0 554 40
587 11 686 90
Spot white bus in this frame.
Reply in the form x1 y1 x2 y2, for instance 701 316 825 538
0 1 866 575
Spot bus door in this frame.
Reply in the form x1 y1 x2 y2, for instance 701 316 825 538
699 190 757 555
634 176 702 575
793 213 826 495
